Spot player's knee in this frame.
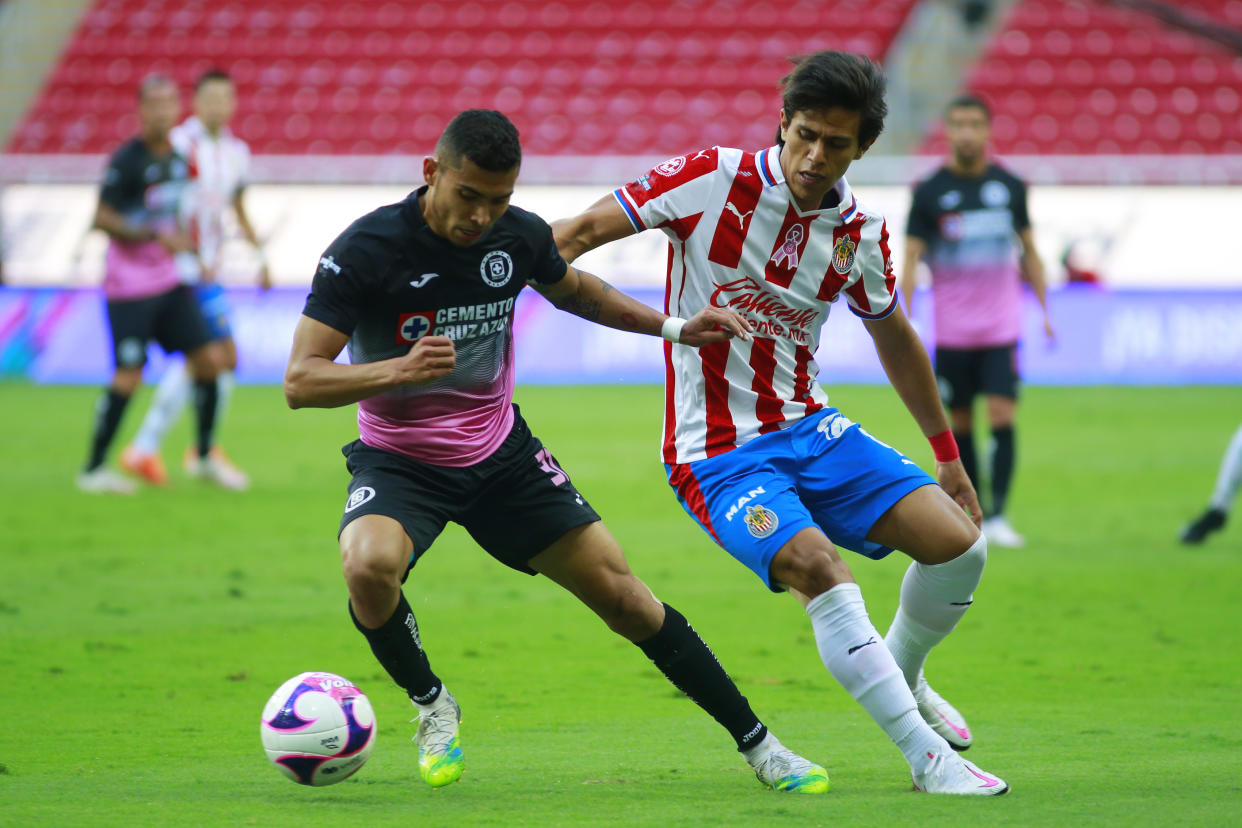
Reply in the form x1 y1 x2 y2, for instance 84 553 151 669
112 368 143 395
945 531 987 571
340 532 406 592
186 346 220 382
770 539 852 597
594 576 662 640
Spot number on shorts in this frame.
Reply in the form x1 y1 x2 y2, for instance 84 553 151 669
535 448 568 486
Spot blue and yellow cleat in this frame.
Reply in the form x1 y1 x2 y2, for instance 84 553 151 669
746 735 830 794
412 690 464 788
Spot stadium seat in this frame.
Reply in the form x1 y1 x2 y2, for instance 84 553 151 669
919 0 1242 156
8 0 920 155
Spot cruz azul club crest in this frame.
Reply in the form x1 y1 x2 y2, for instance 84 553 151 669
479 250 514 287
831 234 856 274
744 504 779 539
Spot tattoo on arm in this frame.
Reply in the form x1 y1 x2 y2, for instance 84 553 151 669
553 268 611 323
559 295 602 322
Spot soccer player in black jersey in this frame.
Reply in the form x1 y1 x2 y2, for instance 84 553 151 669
900 94 1053 548
78 75 222 494
284 109 829 792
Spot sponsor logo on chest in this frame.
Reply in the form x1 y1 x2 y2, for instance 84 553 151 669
709 275 819 343
395 297 516 343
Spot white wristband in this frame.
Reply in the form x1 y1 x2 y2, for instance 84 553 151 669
660 316 687 343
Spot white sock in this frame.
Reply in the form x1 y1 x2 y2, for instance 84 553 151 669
1210 423 1242 513
412 684 451 714
215 370 235 432
806 583 948 771
741 731 779 764
132 363 190 454
884 534 987 688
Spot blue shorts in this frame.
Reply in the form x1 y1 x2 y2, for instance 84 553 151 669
195 283 233 340
666 408 935 592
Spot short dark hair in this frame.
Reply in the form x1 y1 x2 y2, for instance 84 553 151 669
195 68 233 92
435 109 522 173
946 93 991 121
777 51 888 148
138 73 176 100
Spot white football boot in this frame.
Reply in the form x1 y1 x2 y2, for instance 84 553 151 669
76 466 137 494
913 675 972 751
743 733 829 793
412 689 463 787
912 750 1008 795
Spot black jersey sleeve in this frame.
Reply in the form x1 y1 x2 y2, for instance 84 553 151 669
905 178 936 243
301 237 377 336
99 143 142 212
526 217 569 285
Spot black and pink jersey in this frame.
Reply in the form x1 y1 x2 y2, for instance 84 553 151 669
614 146 897 465
98 138 192 300
302 187 567 466
906 163 1030 349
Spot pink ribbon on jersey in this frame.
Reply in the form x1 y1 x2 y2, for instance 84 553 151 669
771 224 804 269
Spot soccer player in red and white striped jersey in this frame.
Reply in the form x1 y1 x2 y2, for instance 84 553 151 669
555 51 1010 796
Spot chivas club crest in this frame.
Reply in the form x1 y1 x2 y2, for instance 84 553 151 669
744 505 779 539
655 156 685 176
831 234 856 274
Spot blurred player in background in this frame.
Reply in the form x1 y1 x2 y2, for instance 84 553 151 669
1181 423 1242 544
284 109 829 793
555 52 1008 795
120 68 266 490
78 75 220 494
900 94 1053 548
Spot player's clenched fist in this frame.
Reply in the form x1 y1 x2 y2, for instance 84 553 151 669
679 307 753 346
399 335 456 384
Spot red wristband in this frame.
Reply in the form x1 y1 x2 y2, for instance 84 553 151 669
928 430 959 463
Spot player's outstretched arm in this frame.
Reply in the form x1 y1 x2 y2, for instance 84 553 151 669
864 307 983 524
232 190 271 289
284 315 456 409
899 236 926 315
532 265 751 346
1018 227 1054 342
551 194 637 263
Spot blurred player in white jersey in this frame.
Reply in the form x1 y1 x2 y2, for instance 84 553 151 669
121 68 268 489
555 51 1008 795
900 95 1053 548
1180 423 1242 544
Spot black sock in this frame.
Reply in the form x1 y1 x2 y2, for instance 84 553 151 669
350 594 442 705
636 603 767 752
193 379 219 458
85 388 131 471
953 429 979 494
990 425 1015 516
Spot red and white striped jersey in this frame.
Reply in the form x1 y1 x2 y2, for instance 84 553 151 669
171 116 252 275
613 145 897 465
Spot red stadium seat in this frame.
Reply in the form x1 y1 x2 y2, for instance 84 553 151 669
932 0 1242 155
11 0 920 155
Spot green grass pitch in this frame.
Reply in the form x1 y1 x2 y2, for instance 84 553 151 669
2 382 1240 826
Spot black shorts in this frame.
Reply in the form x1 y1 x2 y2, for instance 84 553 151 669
106 285 213 368
934 344 1020 408
338 408 601 577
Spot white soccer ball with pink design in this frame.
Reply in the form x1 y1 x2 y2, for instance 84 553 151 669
260 671 376 786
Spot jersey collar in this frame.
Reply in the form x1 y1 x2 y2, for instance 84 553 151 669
760 145 858 221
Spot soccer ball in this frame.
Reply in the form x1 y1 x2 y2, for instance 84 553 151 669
260 671 376 786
